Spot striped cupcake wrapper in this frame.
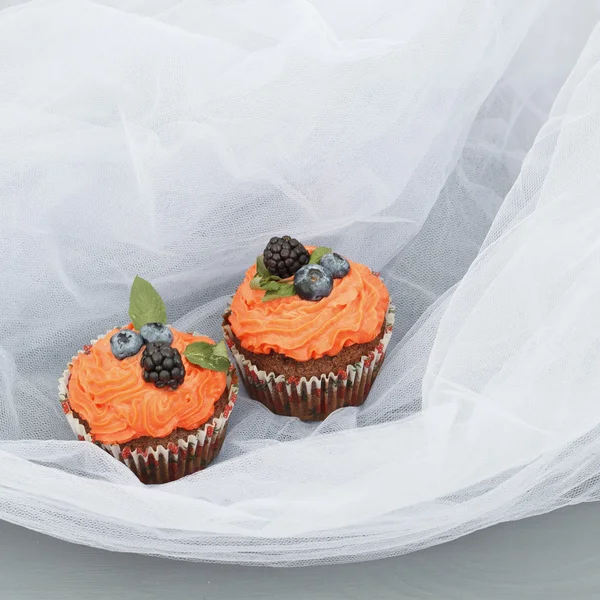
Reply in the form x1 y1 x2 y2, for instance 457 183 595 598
223 305 394 421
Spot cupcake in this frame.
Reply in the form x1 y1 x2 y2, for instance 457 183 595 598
223 237 394 420
60 277 238 484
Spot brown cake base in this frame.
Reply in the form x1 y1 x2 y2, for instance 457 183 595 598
117 392 230 451
69 392 230 450
222 305 395 421
225 316 386 379
60 361 239 485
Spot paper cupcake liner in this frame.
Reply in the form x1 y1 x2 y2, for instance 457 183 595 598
223 304 395 421
59 330 239 484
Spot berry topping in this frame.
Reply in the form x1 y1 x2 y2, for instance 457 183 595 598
139 322 174 344
110 329 144 360
293 264 333 301
319 252 350 279
263 236 309 279
140 342 186 390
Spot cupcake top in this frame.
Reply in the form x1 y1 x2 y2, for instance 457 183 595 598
67 278 230 445
229 239 389 361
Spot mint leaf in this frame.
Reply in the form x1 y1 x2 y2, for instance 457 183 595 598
309 246 332 264
250 259 297 301
129 276 167 330
250 276 263 290
250 275 281 291
184 341 212 359
184 341 230 372
261 280 280 292
256 255 270 278
262 283 296 302
212 340 228 358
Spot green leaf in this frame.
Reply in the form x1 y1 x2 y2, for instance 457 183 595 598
212 340 229 358
250 256 298 301
128 276 167 330
309 246 332 265
249 276 263 290
261 280 281 292
262 283 296 302
184 341 212 358
250 277 280 291
184 341 230 372
256 255 270 278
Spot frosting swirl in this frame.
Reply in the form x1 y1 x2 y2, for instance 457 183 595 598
67 327 227 444
229 249 389 361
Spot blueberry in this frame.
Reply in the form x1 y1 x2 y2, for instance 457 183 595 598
139 323 173 344
319 252 350 279
294 264 333 301
110 329 143 360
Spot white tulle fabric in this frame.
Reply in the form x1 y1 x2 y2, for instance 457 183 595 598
1 0 600 565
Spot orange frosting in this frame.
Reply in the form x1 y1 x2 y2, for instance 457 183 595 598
67 327 227 444
229 248 390 361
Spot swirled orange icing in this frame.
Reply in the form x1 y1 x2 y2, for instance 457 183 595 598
229 248 390 361
67 327 227 444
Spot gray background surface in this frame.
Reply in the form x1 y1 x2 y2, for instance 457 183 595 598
1 503 599 599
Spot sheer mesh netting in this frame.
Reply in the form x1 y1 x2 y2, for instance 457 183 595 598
1 0 600 566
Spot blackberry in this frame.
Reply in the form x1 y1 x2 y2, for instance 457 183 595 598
140 342 185 390
263 236 309 279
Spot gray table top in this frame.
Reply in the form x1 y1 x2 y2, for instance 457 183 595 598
1 502 599 599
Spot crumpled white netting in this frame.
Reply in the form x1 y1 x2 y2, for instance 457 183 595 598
1 0 600 566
